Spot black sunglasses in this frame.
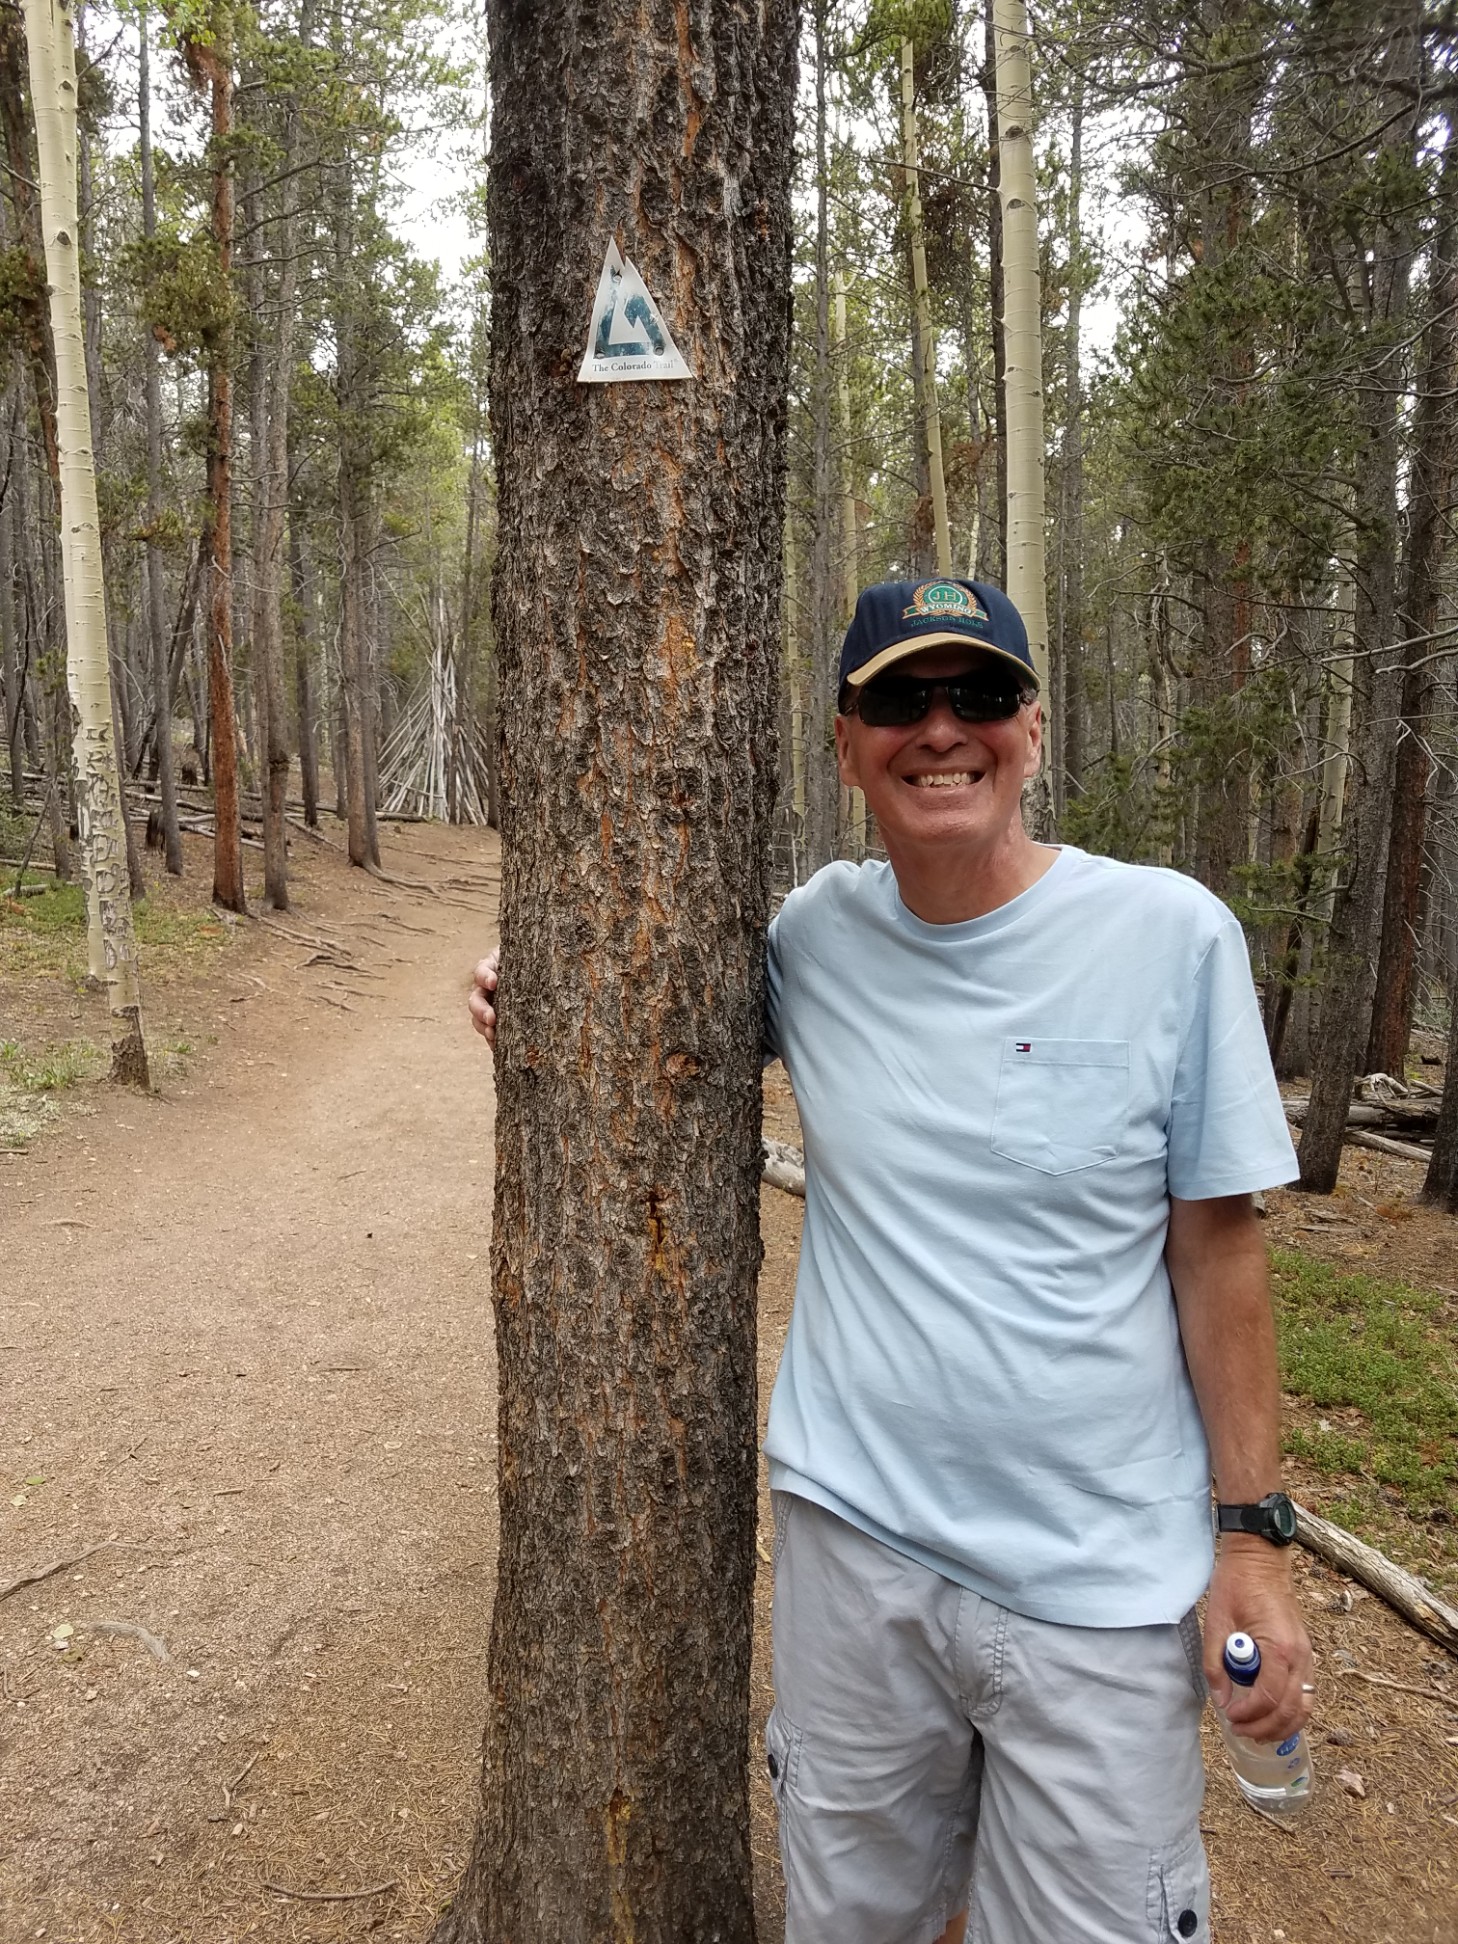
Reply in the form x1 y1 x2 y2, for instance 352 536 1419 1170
841 672 1032 728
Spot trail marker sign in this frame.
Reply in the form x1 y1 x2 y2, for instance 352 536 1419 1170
579 240 691 384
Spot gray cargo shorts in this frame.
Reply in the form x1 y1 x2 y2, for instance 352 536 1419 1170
766 1492 1211 1944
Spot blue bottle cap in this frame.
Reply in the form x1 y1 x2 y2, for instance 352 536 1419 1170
1223 1631 1261 1686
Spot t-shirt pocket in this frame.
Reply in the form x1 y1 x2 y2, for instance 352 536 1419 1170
990 1037 1131 1175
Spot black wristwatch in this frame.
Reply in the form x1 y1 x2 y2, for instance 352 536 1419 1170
1216 1491 1298 1547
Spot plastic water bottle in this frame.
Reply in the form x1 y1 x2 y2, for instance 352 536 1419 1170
1217 1632 1313 1817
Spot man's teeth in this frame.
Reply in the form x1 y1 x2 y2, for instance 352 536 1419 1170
912 771 975 788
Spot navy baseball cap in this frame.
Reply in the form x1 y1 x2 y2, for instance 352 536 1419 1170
837 578 1038 693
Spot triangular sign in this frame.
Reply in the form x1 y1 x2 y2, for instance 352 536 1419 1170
578 240 691 385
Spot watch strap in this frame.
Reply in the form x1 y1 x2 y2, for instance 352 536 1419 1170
1217 1503 1268 1536
1216 1494 1297 1545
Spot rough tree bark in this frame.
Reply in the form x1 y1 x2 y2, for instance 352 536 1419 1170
1298 0 1420 1193
430 2 796 1938
1421 964 1458 1210
1366 127 1458 1076
288 495 320 827
978 0 1007 583
900 38 951 576
185 22 245 913
138 9 182 875
802 0 839 877
1055 64 1086 814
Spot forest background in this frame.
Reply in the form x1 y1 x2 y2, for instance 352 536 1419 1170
3 0 1458 1935
5 0 1458 1198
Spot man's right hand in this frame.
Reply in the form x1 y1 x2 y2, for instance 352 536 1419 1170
469 949 499 1048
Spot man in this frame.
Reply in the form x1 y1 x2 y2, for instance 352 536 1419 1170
471 577 1315 1944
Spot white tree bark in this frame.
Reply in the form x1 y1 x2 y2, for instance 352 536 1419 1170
22 0 148 1084
991 0 1048 690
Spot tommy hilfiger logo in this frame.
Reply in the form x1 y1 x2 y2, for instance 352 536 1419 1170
1015 1042 1032 1052
901 580 990 627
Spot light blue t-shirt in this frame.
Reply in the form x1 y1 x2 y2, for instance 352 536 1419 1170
763 846 1299 1628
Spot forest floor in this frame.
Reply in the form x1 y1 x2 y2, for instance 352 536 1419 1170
0 820 1456 1944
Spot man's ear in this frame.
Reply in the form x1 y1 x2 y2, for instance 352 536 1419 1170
1022 700 1044 779
835 711 859 789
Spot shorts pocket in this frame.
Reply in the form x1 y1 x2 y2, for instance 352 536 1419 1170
990 1038 1131 1175
764 1703 802 1806
1147 1829 1210 1942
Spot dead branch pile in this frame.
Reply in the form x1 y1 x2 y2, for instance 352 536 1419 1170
1283 1073 1442 1164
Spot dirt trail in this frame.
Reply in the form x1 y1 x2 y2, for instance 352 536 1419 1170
1 827 503 1942
2 823 1456 1944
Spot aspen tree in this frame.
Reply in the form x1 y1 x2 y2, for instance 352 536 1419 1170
21 0 148 1085
991 0 1047 692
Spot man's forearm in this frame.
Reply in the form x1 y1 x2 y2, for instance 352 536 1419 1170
1166 1193 1284 1505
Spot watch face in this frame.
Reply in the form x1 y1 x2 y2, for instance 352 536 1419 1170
1268 1493 1298 1541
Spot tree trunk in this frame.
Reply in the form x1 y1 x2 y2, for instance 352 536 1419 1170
1056 67 1086 813
1 382 21 807
432 1 795 1936
1298 1 1420 1193
336 456 377 866
834 277 866 855
1421 961 1458 1210
1366 128 1458 1076
0 12 60 485
802 0 839 878
900 39 952 576
186 25 245 913
288 503 320 827
979 0 1007 584
248 0 312 906
138 9 181 874
991 0 1047 690
22 0 148 1085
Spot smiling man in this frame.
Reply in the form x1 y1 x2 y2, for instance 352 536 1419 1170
757 578 1313 1944
468 576 1315 1944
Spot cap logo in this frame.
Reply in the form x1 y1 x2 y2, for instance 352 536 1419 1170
901 580 988 627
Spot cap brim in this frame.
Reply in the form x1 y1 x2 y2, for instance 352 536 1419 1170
846 633 1040 690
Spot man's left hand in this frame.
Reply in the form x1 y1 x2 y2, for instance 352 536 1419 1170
1202 1538 1314 1743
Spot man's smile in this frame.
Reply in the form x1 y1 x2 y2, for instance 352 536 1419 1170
908 769 983 789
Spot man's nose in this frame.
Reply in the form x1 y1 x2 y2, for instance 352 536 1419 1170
919 697 967 746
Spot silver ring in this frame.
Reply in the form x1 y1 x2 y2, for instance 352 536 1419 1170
1300 1683 1317 1693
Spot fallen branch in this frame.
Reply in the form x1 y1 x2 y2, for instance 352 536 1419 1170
1294 1502 1458 1658
223 1750 259 1807
1341 1667 1455 1706
88 1618 170 1661
0 1541 143 1603
762 1137 806 1199
263 1878 398 1903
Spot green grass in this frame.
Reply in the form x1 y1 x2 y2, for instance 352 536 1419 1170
0 879 229 981
0 1037 104 1091
1272 1247 1458 1586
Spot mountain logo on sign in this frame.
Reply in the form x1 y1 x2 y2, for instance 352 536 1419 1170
579 240 691 385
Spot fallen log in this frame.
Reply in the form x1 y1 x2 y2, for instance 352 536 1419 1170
1345 1129 1433 1164
1284 1097 1438 1131
1294 1502 1458 1659
761 1136 805 1199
